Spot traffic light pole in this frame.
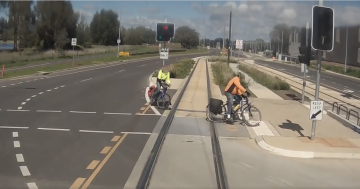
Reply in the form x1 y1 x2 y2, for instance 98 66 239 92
163 42 166 66
311 50 322 140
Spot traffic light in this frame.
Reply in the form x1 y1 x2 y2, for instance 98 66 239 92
312 5 334 51
298 46 311 66
156 23 175 42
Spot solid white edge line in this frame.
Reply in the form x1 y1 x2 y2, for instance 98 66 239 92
36 110 62 113
145 86 161 116
80 78 93 82
79 130 114 133
103 112 131 115
136 113 160 116
37 128 70 131
0 126 29 129
121 132 152 135
27 182 39 189
14 141 20 148
69 111 96 114
13 132 19 137
20 166 31 176
16 154 24 162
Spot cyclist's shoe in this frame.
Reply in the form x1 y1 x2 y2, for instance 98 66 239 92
225 118 234 125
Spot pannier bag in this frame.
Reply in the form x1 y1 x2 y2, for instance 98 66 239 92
209 98 223 115
148 85 156 97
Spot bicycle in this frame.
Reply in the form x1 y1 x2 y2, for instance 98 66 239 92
150 83 171 110
205 95 262 126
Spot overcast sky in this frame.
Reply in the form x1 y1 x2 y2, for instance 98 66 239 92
59 1 360 41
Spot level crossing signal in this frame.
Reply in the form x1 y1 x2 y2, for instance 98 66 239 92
311 5 334 51
156 23 175 42
298 27 312 66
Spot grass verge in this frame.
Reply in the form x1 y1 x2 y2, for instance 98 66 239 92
152 59 196 79
1 49 206 79
238 63 290 90
309 60 360 78
208 56 238 63
211 62 249 89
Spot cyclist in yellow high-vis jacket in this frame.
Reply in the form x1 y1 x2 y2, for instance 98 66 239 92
150 66 171 102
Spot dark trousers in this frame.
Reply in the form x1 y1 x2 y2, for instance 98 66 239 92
152 82 167 100
225 92 242 116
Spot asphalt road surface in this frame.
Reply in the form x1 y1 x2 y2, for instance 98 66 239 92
254 59 360 98
0 52 213 189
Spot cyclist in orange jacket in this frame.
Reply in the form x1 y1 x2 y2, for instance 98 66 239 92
224 72 251 123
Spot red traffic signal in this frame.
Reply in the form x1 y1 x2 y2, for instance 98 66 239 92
164 25 168 30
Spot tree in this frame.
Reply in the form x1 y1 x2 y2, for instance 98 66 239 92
76 13 89 46
7 1 33 50
269 24 300 54
34 0 78 50
90 9 119 45
173 26 199 49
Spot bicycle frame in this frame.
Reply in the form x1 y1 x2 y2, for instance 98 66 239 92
159 85 168 100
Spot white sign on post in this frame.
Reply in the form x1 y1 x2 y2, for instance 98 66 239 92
236 39 243 49
71 38 77 46
160 49 168 59
117 39 121 44
310 100 324 120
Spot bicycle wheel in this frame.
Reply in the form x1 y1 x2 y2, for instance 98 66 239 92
206 104 214 122
241 106 262 126
156 93 171 110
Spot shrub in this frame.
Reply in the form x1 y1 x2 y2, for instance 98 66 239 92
208 56 237 63
211 62 249 89
238 63 290 90
152 59 195 79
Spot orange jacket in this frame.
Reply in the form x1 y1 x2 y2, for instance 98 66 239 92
224 77 247 95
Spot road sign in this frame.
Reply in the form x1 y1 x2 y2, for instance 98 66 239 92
236 39 243 49
310 100 323 120
160 49 168 59
311 5 334 51
71 38 77 46
117 39 121 44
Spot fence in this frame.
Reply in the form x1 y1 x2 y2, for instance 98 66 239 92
332 102 360 126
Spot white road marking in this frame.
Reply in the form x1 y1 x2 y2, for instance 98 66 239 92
26 80 31 82
103 112 131 115
38 92 43 94
27 182 39 189
47 89 51 92
17 107 23 110
11 84 15 85
60 85 65 87
36 110 62 113
18 82 23 84
54 87 59 89
80 78 92 82
27 98 32 101
2 86 6 87
140 64 146 67
20 166 31 176
79 130 114 134
121 132 151 135
16 154 24 162
21 102 26 105
14 141 20 148
31 95 37 97
12 132 18 137
7 109 29 112
37 127 70 131
332 82 336 84
70 111 96 114
137 113 160 116
145 87 161 115
117 70 125 73
0 126 29 129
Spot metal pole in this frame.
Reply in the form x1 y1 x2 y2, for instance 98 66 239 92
345 26 348 73
117 26 120 57
162 42 166 66
227 11 232 65
311 50 322 140
281 31 284 55
72 45 74 66
301 22 309 104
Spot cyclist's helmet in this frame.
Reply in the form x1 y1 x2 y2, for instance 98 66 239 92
237 71 242 78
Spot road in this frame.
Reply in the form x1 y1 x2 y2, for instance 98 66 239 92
254 59 360 98
0 52 212 189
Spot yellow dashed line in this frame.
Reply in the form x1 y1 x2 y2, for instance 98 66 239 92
86 160 100 170
69 178 86 189
100 146 111 154
111 136 120 142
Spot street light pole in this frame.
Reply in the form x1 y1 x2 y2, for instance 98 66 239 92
345 26 348 73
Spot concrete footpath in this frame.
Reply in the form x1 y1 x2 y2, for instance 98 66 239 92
231 57 360 159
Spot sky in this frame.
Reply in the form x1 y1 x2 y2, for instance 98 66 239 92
2 1 360 41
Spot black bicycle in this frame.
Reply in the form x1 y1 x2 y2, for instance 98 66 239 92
205 95 262 126
150 83 171 110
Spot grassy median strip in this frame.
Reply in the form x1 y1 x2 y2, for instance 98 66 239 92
309 61 360 78
211 62 249 89
153 59 196 79
2 49 206 79
208 56 238 63
238 63 290 90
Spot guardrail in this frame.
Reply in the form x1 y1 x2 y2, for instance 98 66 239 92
332 102 360 125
